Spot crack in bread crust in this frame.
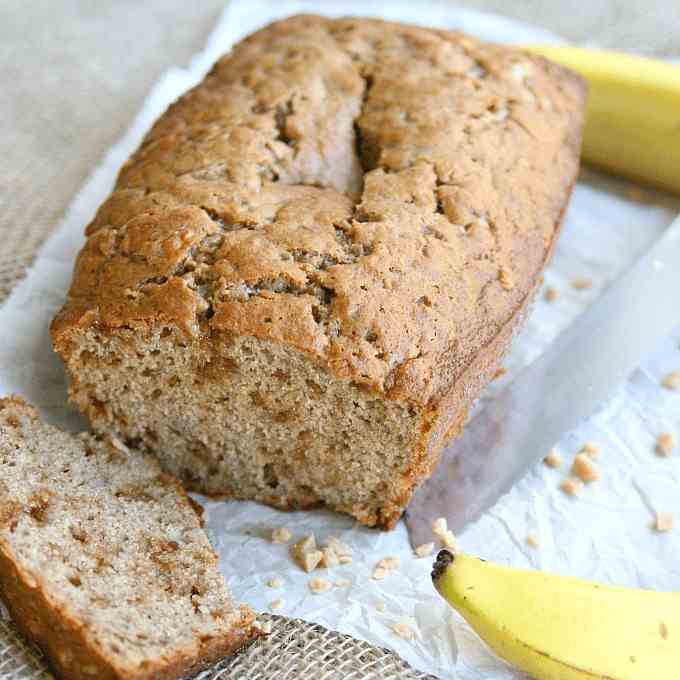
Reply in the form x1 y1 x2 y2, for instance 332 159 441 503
51 16 585 527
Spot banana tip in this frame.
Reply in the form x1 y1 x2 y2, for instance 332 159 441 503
432 549 455 582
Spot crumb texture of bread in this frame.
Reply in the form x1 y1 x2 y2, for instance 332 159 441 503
51 15 586 528
0 398 256 680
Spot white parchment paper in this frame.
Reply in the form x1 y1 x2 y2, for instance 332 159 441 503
1 2 679 678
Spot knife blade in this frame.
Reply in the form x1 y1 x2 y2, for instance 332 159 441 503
405 213 680 547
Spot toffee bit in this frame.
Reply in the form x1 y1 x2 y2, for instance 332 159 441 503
560 477 583 496
415 542 435 558
572 453 600 483
581 442 600 458
571 277 593 290
271 527 292 544
392 622 415 640
662 371 680 391
656 433 676 457
654 513 674 533
543 449 562 468
544 286 559 302
309 577 332 594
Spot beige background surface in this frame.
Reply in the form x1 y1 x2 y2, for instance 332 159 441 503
1 0 678 300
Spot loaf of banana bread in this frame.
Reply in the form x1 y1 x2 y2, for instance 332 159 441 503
51 15 586 528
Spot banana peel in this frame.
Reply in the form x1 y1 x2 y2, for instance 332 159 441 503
433 550 680 680
526 45 680 196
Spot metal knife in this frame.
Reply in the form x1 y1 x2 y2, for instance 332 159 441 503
406 212 680 547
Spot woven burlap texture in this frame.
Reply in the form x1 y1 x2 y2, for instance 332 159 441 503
0 614 437 680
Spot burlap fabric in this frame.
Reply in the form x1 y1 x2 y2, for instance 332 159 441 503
0 614 437 680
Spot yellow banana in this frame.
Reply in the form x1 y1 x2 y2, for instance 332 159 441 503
432 550 680 680
526 45 680 195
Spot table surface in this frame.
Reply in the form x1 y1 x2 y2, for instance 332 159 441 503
0 0 678 300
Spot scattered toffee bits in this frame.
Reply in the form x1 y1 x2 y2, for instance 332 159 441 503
656 433 676 457
543 449 562 469
544 286 559 302
271 527 292 544
654 513 674 533
560 477 584 496
571 453 600 483
415 543 435 558
571 277 593 290
662 371 680 391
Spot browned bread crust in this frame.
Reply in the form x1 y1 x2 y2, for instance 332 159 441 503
0 397 257 680
51 16 585 528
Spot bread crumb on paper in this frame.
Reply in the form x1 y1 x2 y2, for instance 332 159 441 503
526 534 540 548
560 477 583 496
335 579 351 588
270 598 284 610
376 601 386 613
661 371 680 391
309 577 333 594
271 527 292 544
266 578 283 589
392 622 415 640
415 542 435 558
656 433 676 457
543 449 562 468
338 555 353 565
572 453 600 483
660 622 669 639
654 513 674 533
571 277 593 290
544 286 559 302
377 556 400 571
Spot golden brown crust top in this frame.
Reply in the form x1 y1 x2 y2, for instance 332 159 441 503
52 15 585 406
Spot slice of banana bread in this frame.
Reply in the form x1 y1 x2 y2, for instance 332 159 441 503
51 15 586 528
0 397 257 680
